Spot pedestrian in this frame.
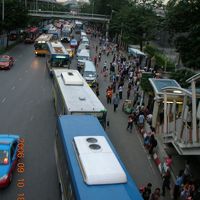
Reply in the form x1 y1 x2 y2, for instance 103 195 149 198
126 115 134 132
162 169 171 196
103 61 107 72
142 183 152 200
138 112 145 132
150 188 161 200
106 86 113 104
118 85 123 100
95 83 100 97
94 55 97 66
173 170 184 200
113 93 120 112
148 134 157 155
183 160 192 184
127 87 131 99
112 81 116 93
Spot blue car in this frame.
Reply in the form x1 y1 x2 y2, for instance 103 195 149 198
0 134 19 188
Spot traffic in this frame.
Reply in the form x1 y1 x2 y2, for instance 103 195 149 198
0 18 162 200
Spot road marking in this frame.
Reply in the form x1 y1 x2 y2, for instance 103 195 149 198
11 86 15 90
1 97 6 103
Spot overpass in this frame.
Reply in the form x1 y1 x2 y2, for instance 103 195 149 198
28 10 110 23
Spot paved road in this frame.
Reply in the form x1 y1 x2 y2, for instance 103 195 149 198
0 43 59 200
0 33 168 200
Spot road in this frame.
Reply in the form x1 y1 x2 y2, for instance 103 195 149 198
0 43 59 200
0 33 167 200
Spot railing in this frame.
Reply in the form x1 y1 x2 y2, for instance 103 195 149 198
28 10 110 22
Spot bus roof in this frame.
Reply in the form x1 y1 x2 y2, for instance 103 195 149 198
35 34 53 43
47 41 68 56
53 69 106 113
58 115 143 200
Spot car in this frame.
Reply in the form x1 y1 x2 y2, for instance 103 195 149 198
0 55 14 70
0 135 20 188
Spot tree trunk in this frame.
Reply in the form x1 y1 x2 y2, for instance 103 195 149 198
140 40 143 51
6 32 9 49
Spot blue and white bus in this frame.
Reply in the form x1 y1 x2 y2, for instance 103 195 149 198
46 41 70 74
55 115 143 200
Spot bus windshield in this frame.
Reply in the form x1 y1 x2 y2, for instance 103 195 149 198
51 56 69 68
34 43 48 50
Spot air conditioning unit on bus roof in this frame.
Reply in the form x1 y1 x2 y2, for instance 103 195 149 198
73 136 127 185
61 70 84 86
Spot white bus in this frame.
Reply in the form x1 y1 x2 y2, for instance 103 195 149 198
52 69 107 128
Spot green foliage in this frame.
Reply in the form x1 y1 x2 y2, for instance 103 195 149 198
2 0 29 32
140 72 154 93
166 0 200 69
170 69 195 88
109 2 159 50
144 45 175 71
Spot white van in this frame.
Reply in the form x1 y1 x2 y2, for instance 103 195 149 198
80 31 87 39
77 49 90 68
82 60 97 87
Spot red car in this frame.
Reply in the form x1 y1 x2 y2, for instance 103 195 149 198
0 55 14 70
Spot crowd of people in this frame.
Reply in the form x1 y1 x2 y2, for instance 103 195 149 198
87 25 199 200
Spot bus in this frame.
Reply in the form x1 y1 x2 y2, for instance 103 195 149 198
52 69 107 128
46 41 70 74
34 34 54 56
24 27 39 43
55 115 143 200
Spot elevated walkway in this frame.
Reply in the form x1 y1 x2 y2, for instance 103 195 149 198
28 10 110 22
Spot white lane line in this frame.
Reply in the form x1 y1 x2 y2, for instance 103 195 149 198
1 97 6 103
11 86 15 90
136 127 156 175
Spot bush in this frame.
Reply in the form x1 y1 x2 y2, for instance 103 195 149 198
144 45 175 72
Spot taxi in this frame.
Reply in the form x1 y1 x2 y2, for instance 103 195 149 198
0 135 19 188
0 55 14 70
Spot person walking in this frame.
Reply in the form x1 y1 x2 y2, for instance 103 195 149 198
142 183 152 200
148 134 157 155
118 85 123 100
150 188 161 200
162 169 171 196
95 83 100 97
126 114 134 132
106 86 113 104
127 87 131 99
173 170 184 200
113 93 120 112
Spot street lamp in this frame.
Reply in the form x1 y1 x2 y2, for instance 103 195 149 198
2 0 4 21
91 1 94 17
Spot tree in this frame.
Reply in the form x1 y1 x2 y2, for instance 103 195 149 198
110 2 159 50
1 0 29 47
165 0 200 69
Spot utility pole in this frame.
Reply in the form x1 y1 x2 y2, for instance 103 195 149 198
2 0 4 21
